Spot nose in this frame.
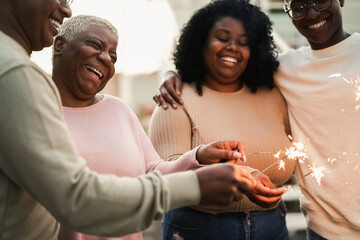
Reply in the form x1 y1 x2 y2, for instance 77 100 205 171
306 4 321 20
60 3 72 18
226 40 238 52
98 51 114 66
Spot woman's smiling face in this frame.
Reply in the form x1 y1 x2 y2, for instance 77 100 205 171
203 16 250 92
56 25 118 103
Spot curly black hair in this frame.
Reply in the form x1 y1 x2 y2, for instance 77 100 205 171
173 0 279 95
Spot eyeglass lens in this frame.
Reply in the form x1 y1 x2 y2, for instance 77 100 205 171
287 0 332 20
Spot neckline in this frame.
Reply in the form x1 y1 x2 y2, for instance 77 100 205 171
310 33 358 58
63 94 109 112
201 84 247 96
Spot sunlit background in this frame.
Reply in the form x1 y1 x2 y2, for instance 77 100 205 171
31 0 360 116
30 1 360 239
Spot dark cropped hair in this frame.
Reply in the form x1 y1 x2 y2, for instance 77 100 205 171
173 0 279 94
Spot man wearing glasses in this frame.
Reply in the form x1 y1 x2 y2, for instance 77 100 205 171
155 0 360 239
277 1 360 239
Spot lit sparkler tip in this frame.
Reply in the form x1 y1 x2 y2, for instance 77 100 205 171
284 141 309 161
308 163 325 186
356 86 360 101
274 150 281 159
278 160 285 171
294 142 304 150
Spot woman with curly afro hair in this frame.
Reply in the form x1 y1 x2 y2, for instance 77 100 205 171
150 0 294 239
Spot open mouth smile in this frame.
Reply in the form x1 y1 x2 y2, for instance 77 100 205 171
85 64 104 80
49 17 61 30
308 19 327 30
221 56 238 64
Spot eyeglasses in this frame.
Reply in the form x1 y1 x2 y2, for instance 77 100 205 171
283 0 332 20
60 0 73 5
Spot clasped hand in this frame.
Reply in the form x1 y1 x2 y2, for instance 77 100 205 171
194 141 286 208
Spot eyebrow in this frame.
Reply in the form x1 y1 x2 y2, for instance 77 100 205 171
87 35 103 42
87 35 117 53
215 29 248 37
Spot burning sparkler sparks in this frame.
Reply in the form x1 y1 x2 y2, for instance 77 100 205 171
253 139 309 178
278 160 285 171
331 73 360 110
356 86 360 101
297 163 325 185
247 136 328 186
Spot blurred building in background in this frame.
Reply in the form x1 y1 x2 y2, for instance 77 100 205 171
31 0 360 119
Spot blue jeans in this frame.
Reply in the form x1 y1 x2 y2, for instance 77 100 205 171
307 228 327 240
162 202 289 240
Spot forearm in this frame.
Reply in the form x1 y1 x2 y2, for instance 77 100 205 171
57 170 200 236
147 146 202 174
0 68 200 236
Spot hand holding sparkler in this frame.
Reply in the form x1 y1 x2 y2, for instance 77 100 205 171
244 171 287 208
196 140 246 165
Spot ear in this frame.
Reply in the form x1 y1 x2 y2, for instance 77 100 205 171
53 36 66 56
340 0 345 7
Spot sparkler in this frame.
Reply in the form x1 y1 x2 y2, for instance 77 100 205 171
278 160 285 171
246 136 326 185
297 163 325 185
253 141 309 178
246 152 273 156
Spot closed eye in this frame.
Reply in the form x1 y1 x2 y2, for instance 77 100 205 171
217 37 228 43
111 55 117 63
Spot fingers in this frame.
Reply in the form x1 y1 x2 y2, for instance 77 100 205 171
154 71 183 109
160 85 179 109
243 177 287 208
213 141 246 162
233 165 256 192
234 141 245 161
196 141 246 164
173 75 184 105
254 184 287 197
161 71 183 108
253 173 275 189
153 93 168 110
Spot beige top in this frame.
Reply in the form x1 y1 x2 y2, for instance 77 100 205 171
0 31 200 240
276 33 360 239
150 83 295 214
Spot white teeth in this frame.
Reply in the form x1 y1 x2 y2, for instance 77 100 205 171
221 57 237 63
85 65 103 79
50 18 61 29
308 20 326 29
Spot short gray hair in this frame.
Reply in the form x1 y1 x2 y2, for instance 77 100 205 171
57 15 118 42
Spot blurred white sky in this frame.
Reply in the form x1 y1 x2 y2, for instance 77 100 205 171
31 0 178 75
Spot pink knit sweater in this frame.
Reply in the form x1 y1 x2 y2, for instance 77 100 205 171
58 94 200 240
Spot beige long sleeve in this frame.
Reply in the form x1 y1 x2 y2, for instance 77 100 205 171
150 83 294 213
0 31 200 240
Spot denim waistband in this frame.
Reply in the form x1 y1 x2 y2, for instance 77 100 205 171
216 201 286 217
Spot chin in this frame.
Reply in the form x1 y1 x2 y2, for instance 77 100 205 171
31 44 46 52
